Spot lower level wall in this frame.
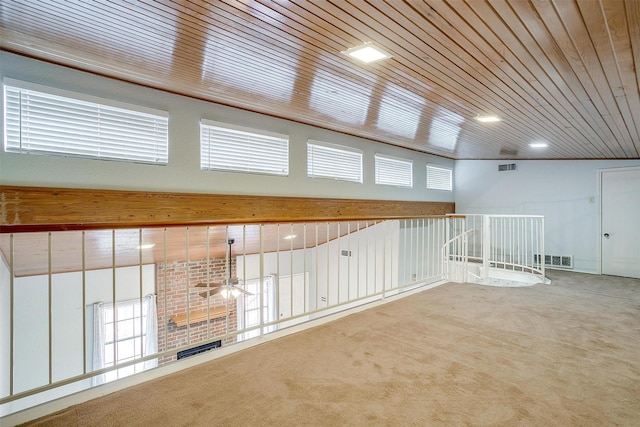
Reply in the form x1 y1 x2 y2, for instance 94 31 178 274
156 258 237 365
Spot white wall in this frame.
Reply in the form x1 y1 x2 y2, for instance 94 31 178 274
237 221 399 313
0 257 10 402
398 219 447 284
317 221 399 306
0 52 453 203
454 159 640 274
237 250 307 281
0 265 155 416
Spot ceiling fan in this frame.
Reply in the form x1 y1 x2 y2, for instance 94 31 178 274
196 239 253 299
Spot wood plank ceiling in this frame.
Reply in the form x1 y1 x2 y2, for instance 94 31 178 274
1 0 638 160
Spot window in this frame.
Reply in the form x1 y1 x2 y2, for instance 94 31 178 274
93 295 157 384
426 164 453 191
375 153 413 187
200 120 289 175
3 79 168 164
237 275 276 341
307 140 363 183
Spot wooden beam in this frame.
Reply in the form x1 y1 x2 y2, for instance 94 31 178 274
0 186 455 232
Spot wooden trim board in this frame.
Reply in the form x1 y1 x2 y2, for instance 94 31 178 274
0 186 455 232
170 307 229 327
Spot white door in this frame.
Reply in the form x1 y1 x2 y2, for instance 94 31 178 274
601 167 640 278
278 273 307 319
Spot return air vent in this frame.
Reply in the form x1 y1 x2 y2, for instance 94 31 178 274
499 147 518 156
177 340 221 359
534 254 573 269
498 163 517 172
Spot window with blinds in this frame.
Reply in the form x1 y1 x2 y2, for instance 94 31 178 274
3 79 169 164
200 120 289 176
375 153 413 187
426 164 453 191
307 140 363 183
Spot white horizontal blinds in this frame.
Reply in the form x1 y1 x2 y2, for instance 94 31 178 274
3 80 168 164
375 153 413 187
307 140 363 183
426 164 453 191
200 120 289 176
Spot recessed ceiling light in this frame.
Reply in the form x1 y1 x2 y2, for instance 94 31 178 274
136 244 155 250
283 234 297 240
342 42 392 63
529 142 549 148
475 115 501 123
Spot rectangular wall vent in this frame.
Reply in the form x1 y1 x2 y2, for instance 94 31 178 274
498 163 517 172
177 340 221 359
341 250 352 257
534 254 573 269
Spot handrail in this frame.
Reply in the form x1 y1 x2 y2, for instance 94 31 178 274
441 228 474 247
440 220 471 283
448 214 546 284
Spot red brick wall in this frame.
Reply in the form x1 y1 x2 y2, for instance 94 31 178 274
156 257 237 365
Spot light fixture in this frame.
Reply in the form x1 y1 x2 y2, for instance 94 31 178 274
220 287 241 299
342 42 392 63
474 115 501 123
529 142 549 148
196 239 253 299
283 234 297 240
136 244 155 250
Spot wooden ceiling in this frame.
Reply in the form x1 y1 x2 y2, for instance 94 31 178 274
1 0 639 160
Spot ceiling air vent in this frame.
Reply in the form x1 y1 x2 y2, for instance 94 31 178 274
499 147 518 156
498 163 517 172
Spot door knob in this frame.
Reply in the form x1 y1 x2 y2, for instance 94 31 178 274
604 233 610 238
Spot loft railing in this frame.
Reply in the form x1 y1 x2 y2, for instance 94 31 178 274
441 215 471 283
0 217 451 416
445 214 546 285
0 214 546 418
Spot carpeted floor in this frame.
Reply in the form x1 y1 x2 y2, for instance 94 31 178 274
23 270 640 426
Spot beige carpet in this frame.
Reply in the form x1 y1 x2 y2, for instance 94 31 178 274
23 270 640 426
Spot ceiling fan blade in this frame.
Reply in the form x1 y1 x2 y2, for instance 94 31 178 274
233 286 254 296
195 282 223 288
199 288 223 298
